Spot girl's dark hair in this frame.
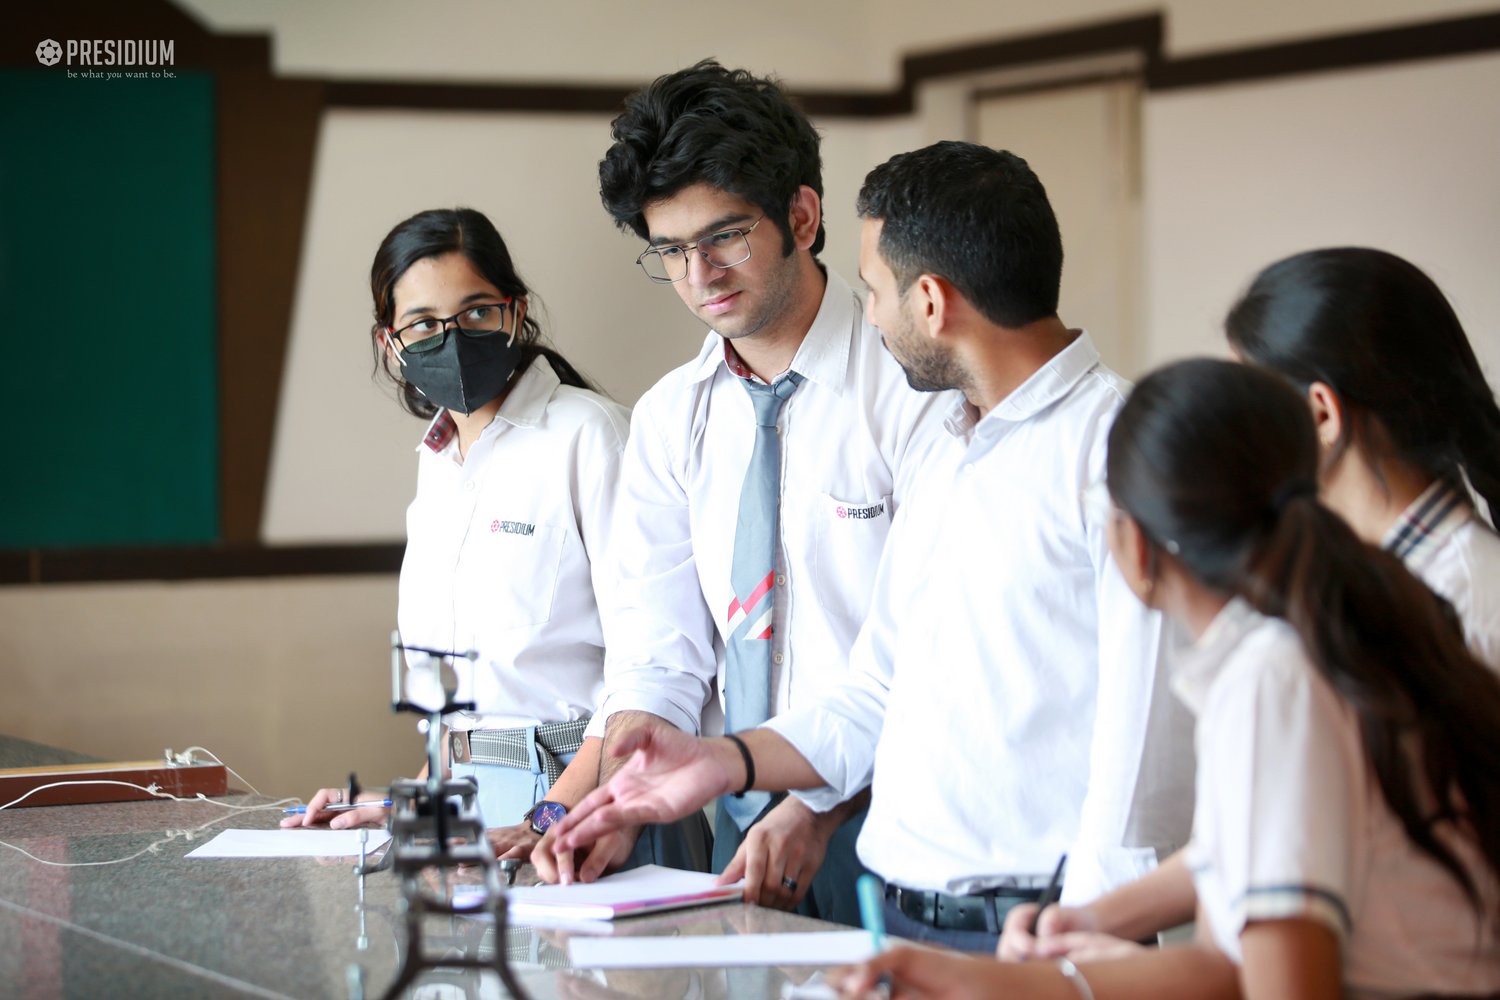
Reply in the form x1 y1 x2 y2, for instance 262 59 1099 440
369 207 595 418
1225 247 1500 524
1109 358 1500 920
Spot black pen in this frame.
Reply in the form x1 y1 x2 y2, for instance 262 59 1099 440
1030 853 1068 934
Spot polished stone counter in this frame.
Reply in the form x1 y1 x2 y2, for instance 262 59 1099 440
0 793 858 999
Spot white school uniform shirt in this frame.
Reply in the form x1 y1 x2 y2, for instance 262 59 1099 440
1382 479 1500 670
766 332 1196 905
592 269 953 736
1178 599 1500 998
398 356 630 732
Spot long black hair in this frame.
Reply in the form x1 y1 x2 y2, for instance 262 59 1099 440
370 207 596 418
1108 358 1500 919
1225 247 1500 524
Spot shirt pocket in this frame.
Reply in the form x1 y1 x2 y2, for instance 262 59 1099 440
463 518 566 629
811 492 893 624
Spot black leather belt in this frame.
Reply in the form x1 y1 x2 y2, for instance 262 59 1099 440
885 883 1045 933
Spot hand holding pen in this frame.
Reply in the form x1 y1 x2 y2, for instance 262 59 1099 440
279 785 391 830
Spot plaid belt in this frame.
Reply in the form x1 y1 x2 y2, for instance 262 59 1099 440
448 718 589 787
885 883 1046 934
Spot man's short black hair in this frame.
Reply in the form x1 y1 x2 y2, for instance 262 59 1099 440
599 59 825 257
856 140 1062 328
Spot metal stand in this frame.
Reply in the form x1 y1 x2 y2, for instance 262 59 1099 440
355 633 536 1000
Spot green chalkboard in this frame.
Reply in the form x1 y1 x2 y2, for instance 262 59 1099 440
0 68 218 548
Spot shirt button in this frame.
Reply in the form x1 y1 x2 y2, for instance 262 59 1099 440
772 652 785 665
463 481 476 492
775 574 787 587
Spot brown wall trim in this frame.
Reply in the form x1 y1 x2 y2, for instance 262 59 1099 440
0 544 404 586
1148 11 1500 90
319 10 1500 118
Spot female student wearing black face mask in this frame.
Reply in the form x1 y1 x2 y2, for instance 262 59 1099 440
839 360 1500 1000
282 207 709 873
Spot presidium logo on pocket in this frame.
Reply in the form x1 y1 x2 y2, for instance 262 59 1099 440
36 40 62 66
834 502 886 520
490 520 536 536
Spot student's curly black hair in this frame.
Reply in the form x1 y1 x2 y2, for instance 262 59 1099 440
598 59 825 258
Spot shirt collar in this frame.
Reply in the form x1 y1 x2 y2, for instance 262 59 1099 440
1170 597 1264 715
1381 479 1472 568
942 330 1103 441
415 355 558 453
685 268 854 396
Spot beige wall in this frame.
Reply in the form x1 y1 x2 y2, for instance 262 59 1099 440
177 0 1500 84
1142 50 1500 371
7 0 1497 791
0 577 415 798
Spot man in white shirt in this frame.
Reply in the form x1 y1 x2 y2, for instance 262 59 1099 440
544 140 1196 952
529 61 951 926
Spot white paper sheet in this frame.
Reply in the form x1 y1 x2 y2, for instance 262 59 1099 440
184 828 392 859
568 930 875 968
506 864 744 920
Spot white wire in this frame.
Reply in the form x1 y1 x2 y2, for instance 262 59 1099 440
178 745 264 797
0 779 301 868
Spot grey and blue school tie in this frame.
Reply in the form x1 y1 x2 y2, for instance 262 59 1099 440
721 371 803 830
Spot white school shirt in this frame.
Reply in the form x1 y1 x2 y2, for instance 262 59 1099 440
397 356 630 731
592 269 953 736
1178 599 1500 998
766 332 1196 905
1382 479 1500 670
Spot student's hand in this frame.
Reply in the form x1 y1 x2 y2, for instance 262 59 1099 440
998 901 1099 960
1030 931 1146 962
717 796 831 909
531 824 639 885
278 788 389 830
836 945 1004 999
486 821 540 860
550 728 736 860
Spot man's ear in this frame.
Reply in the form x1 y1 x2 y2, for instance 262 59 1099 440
788 185 822 251
910 273 954 341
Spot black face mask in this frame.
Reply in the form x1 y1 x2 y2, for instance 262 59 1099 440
399 329 526 415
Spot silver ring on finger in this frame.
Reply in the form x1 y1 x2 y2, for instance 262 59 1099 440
330 790 343 804
781 876 798 892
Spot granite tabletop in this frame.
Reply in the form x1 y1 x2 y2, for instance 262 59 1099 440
0 791 859 999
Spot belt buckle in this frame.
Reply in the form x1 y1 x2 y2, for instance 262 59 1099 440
449 730 471 764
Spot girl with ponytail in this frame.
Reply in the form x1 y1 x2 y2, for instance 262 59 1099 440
1000 247 1500 972
843 360 1500 1000
1225 247 1500 667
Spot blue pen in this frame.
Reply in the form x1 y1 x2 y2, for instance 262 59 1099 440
856 873 885 954
283 800 393 815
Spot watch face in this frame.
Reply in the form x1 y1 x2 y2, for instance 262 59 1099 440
529 800 567 835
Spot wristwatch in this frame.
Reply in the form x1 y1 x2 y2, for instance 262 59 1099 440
523 800 567 836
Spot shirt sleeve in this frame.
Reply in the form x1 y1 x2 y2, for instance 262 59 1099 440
1203 656 1359 941
593 396 718 736
1063 427 1197 905
766 488 927 811
574 397 631 727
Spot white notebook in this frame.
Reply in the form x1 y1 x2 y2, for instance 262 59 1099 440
505 864 743 921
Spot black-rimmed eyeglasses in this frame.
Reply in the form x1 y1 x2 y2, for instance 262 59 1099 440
636 217 764 284
386 298 515 353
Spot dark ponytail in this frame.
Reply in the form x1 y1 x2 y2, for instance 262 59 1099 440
1108 359 1500 919
1225 247 1500 525
369 208 598 419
